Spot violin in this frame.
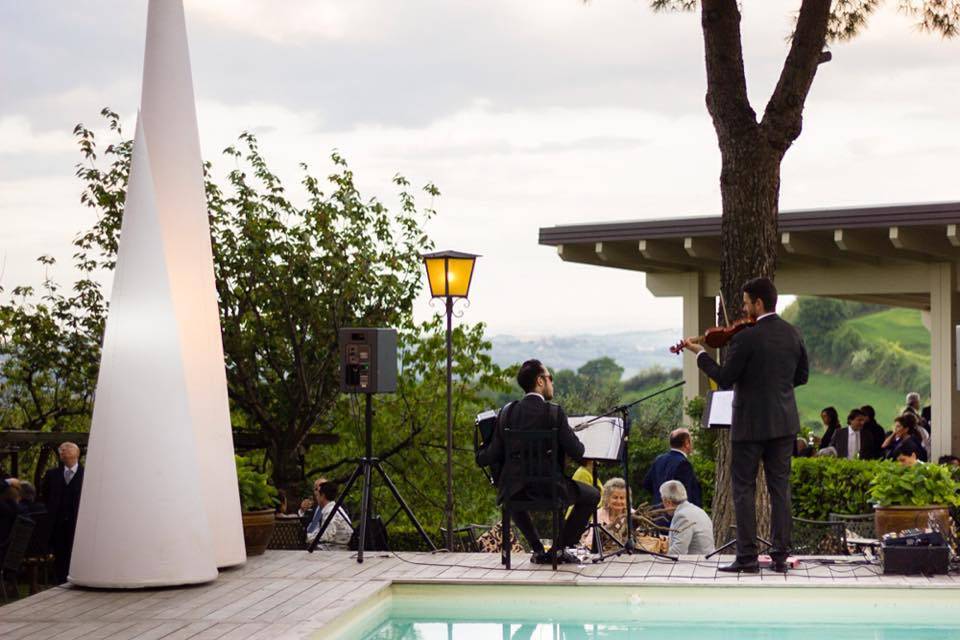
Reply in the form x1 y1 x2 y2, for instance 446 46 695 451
669 317 756 354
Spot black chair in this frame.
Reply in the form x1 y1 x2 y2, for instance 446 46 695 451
829 512 876 551
1 516 36 602
439 524 487 553
500 428 568 570
791 517 846 555
22 510 54 593
268 516 307 550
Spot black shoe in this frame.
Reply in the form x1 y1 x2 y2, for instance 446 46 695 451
717 559 760 573
556 550 582 565
770 559 789 573
529 550 551 564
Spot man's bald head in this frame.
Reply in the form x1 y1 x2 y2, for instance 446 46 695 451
59 442 80 467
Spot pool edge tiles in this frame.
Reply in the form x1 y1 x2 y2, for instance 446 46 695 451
319 582 960 639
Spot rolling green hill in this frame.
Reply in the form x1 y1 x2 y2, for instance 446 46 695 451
794 304 929 434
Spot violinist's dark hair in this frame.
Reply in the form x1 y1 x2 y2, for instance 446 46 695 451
517 359 546 393
742 277 777 312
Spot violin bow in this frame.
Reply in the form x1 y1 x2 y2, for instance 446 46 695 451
718 289 731 326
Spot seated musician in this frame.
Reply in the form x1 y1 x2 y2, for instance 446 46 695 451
477 359 601 564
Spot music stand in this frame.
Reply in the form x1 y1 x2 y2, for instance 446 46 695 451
576 381 685 563
700 390 772 559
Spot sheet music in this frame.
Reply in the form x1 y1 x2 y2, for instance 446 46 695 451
568 415 623 461
707 390 734 427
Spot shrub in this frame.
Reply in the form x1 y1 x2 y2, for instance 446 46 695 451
236 455 279 512
869 463 960 508
790 457 887 519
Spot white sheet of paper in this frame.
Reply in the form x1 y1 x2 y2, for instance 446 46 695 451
708 390 734 426
568 415 624 461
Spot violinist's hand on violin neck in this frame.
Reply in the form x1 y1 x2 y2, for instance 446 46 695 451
668 337 705 355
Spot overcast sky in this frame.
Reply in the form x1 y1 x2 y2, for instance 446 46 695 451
2 1 959 338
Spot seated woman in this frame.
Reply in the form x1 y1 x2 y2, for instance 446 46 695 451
882 413 928 462
580 477 632 553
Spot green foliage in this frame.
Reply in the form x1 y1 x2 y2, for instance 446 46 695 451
303 316 510 533
236 455 279 511
791 457 888 519
51 109 439 495
552 357 622 416
689 453 715 513
623 366 682 393
869 462 960 508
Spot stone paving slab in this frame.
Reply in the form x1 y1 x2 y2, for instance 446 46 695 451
1 550 957 639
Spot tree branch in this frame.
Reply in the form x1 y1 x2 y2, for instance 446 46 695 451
760 0 832 154
700 0 758 143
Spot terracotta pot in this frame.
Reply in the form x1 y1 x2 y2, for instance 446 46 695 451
241 509 277 556
874 505 952 538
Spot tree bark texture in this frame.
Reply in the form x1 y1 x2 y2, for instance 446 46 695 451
699 0 831 542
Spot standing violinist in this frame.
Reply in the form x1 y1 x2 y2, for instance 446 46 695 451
680 277 808 573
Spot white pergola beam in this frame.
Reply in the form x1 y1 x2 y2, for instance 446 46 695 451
890 226 959 260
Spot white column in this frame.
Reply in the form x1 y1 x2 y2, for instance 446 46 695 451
680 272 716 422
929 263 960 459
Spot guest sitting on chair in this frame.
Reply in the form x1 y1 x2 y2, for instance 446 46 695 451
580 477 630 553
304 481 352 549
477 359 600 565
895 439 923 467
881 413 927 462
660 480 715 556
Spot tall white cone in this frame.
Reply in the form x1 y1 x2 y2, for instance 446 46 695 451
70 0 245 587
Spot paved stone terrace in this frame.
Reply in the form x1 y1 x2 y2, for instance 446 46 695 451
1 550 958 639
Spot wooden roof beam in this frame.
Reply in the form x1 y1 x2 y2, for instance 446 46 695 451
782 231 879 265
684 236 721 260
890 226 959 260
640 239 717 268
594 242 682 272
834 228 913 262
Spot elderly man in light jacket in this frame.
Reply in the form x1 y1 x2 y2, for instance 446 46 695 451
661 480 715 556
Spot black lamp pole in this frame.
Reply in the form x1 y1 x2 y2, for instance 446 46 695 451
444 293 454 552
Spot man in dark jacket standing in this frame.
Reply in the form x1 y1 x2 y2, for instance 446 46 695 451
40 442 84 583
478 359 600 564
681 278 808 573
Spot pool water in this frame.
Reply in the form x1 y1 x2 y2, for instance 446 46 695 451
326 584 960 640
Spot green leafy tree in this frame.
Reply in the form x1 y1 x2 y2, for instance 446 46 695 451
304 317 510 536
14 109 439 500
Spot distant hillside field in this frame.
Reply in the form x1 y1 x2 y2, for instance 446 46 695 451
795 371 906 431
845 308 930 367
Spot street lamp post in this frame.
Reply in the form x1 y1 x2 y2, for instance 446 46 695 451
421 250 479 552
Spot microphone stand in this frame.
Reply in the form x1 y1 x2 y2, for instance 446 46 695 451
577 380 684 563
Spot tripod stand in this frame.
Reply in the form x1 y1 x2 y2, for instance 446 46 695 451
577 381 685 563
307 393 437 562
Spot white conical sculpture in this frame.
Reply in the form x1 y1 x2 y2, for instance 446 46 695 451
70 0 245 587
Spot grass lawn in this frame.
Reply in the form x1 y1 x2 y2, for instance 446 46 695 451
846 308 930 364
796 371 905 434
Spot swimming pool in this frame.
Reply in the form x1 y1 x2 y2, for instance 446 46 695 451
323 583 960 639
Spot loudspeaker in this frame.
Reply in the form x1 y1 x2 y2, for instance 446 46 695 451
339 328 397 394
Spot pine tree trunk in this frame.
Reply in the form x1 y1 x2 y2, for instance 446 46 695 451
710 139 780 543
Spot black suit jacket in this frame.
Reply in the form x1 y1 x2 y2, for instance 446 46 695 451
40 465 84 531
831 427 882 460
477 394 585 503
642 450 702 507
697 315 809 442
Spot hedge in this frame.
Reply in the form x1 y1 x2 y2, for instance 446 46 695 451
790 457 888 520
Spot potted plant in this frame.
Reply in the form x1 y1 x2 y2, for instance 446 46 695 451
236 455 279 556
869 462 960 540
